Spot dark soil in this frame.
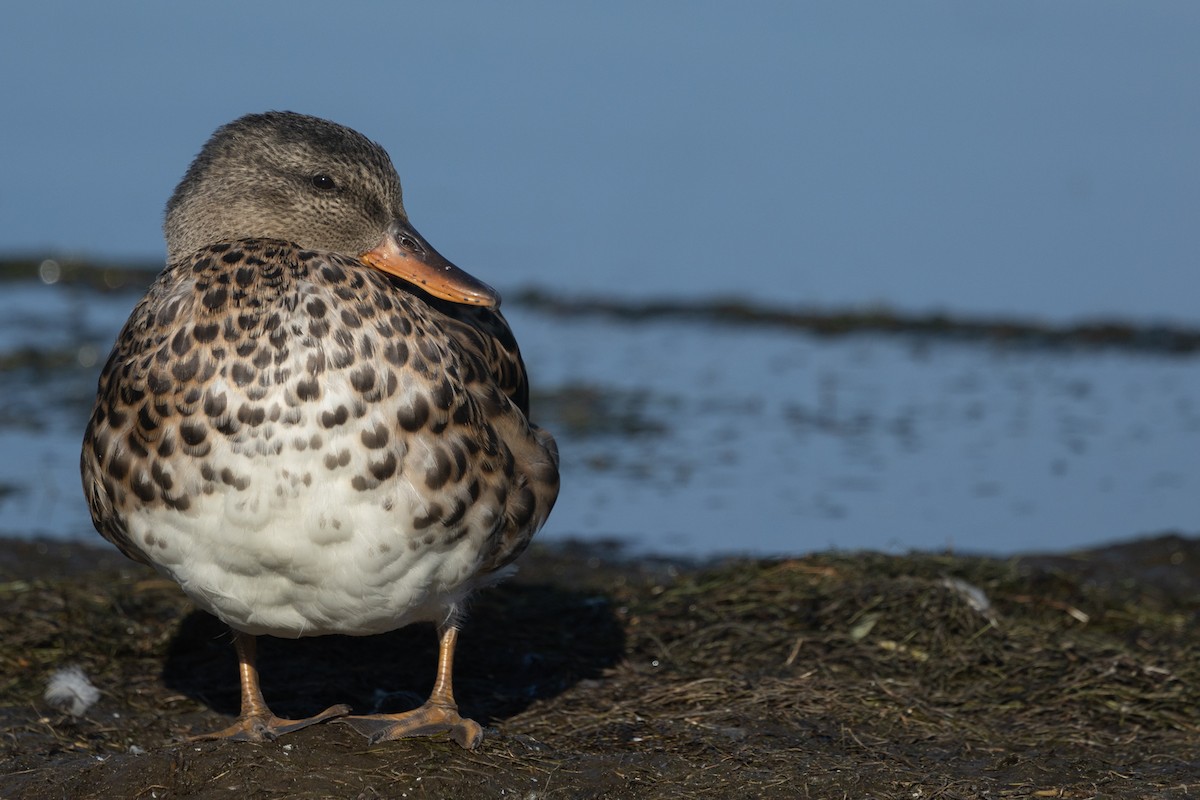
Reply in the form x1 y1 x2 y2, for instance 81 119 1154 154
1 534 1198 799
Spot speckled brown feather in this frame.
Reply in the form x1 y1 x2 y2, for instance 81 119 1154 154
81 112 559 630
82 237 558 578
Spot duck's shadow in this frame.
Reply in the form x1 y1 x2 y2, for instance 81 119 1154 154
161 581 624 725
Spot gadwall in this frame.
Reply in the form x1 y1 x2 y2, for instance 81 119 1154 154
81 111 560 748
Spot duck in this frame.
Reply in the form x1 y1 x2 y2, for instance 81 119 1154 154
80 111 560 749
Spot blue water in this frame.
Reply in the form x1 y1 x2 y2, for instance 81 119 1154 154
1 272 1196 557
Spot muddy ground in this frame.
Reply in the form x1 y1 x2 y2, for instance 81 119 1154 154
1 533 1198 799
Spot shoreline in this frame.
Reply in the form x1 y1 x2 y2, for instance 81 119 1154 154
2 533 1197 798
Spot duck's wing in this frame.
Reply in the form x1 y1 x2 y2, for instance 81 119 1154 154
429 302 532 417
423 299 560 574
81 262 193 566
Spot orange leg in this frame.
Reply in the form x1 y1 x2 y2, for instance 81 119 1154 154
189 631 350 742
340 624 483 749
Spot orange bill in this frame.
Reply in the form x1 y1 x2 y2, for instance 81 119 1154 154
360 219 500 308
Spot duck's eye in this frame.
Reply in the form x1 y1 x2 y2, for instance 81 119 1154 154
310 174 337 191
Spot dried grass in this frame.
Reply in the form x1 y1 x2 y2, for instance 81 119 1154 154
2 535 1197 799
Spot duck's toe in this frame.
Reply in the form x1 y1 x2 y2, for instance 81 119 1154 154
188 703 351 743
339 702 484 749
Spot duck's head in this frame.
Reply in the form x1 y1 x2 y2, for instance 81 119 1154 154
164 111 499 308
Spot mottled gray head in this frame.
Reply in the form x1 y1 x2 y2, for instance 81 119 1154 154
164 112 499 307
164 111 406 264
